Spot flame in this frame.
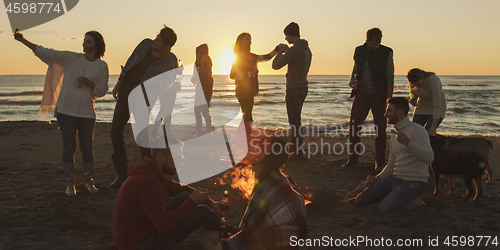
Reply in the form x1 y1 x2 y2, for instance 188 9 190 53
219 164 256 199
303 186 313 205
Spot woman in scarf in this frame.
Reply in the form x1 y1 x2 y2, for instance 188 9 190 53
230 33 279 138
14 30 109 196
406 68 446 136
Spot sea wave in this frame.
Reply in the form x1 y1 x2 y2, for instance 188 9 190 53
0 90 43 97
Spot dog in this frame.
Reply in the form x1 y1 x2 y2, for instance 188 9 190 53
437 135 493 196
429 135 485 201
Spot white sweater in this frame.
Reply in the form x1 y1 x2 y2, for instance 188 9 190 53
35 46 109 119
377 116 434 183
413 74 446 119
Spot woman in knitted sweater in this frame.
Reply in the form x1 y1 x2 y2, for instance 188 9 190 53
14 30 109 196
407 68 447 136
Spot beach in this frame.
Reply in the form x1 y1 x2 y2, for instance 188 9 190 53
1 121 499 249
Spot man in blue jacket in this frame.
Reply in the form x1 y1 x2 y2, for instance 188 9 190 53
272 22 312 161
110 25 179 188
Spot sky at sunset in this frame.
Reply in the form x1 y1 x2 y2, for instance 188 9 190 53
1 0 499 76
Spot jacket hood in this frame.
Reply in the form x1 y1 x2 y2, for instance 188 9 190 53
294 39 310 50
127 157 165 182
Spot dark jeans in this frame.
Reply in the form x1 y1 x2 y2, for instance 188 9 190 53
56 112 95 163
237 96 254 123
111 97 152 159
348 90 387 163
355 176 426 213
412 114 444 131
286 87 308 154
137 192 220 250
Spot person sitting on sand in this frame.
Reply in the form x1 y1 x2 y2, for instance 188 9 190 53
354 97 433 213
113 137 222 250
202 136 309 250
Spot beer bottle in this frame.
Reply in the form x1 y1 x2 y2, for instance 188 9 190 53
219 217 228 240
220 190 229 217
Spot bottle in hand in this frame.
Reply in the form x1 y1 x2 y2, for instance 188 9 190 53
77 66 85 88
219 217 228 240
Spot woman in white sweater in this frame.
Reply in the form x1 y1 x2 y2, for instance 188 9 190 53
406 68 446 136
14 30 109 196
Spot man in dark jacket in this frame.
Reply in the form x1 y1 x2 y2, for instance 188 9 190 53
110 25 180 188
113 143 221 250
272 22 312 161
342 27 394 170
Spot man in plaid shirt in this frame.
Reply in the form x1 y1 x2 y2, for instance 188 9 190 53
204 136 309 250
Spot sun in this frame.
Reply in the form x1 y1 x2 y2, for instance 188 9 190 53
215 48 236 75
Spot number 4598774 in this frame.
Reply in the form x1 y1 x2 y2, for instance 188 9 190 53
6 3 61 14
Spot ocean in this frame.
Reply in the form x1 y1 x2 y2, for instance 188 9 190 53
1 74 499 137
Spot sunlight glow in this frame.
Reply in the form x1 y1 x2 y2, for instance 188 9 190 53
215 48 236 75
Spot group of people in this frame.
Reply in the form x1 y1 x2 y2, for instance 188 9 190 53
341 28 447 213
14 22 448 249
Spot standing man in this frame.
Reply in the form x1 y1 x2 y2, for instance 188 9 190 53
110 25 179 188
354 97 433 213
343 27 394 170
272 22 312 161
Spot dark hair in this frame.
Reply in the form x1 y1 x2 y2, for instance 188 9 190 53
406 68 436 83
196 44 209 65
258 137 289 178
85 30 105 58
366 27 382 42
152 147 171 161
159 25 177 48
284 22 300 37
233 32 251 55
387 97 409 116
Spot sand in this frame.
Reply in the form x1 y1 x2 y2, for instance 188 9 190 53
1 121 499 250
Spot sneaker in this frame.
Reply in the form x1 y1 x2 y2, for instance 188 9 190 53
374 161 385 171
342 160 358 169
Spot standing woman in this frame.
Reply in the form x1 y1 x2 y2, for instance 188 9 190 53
193 44 214 137
407 68 446 136
230 32 278 137
14 30 109 196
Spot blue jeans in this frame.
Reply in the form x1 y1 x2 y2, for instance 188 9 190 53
412 114 443 131
56 112 95 163
286 87 308 153
355 176 426 213
137 192 220 250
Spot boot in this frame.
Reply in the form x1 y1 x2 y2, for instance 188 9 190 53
63 163 76 196
84 163 99 193
109 154 129 188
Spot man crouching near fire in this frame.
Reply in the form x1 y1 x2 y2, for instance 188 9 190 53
203 136 309 249
354 97 433 213
113 137 222 250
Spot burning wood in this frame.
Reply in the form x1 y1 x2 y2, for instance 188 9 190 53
219 164 256 199
303 186 313 205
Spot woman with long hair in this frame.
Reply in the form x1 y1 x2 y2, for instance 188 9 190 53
230 32 279 137
406 68 446 136
193 44 214 136
14 30 109 196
